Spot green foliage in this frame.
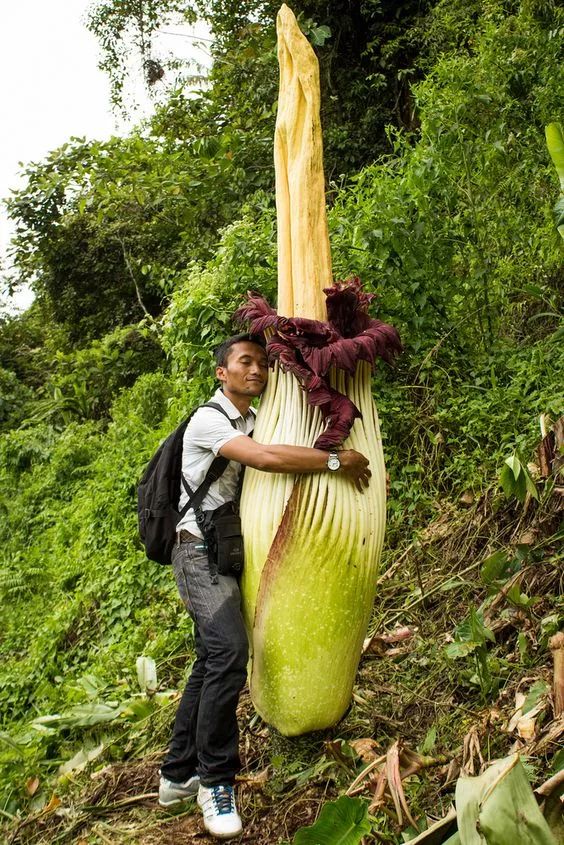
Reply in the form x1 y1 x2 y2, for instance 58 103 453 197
445 607 497 699
293 795 371 844
6 125 273 344
162 197 277 382
6 131 239 341
330 3 564 354
87 0 446 176
0 0 563 825
499 452 539 502
0 369 33 430
24 325 166 427
0 305 52 388
545 122 564 238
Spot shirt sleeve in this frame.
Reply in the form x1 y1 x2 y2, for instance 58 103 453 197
186 407 247 456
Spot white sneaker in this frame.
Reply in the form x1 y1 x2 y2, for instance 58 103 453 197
197 784 242 839
158 773 200 806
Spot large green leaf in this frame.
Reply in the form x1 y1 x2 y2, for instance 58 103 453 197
32 702 121 731
554 196 564 235
546 123 564 238
456 754 557 845
546 123 564 190
480 551 511 585
293 796 371 845
59 742 104 775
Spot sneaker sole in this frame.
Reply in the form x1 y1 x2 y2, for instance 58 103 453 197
202 820 243 840
159 793 198 807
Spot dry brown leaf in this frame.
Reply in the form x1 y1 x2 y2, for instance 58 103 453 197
237 767 269 789
517 717 536 741
362 636 388 656
535 768 564 798
43 793 61 814
462 725 484 775
363 626 416 655
324 739 358 767
488 706 504 724
346 753 387 795
506 692 527 733
386 741 418 829
368 766 387 811
442 757 461 786
506 691 545 739
25 776 40 796
386 646 409 657
528 715 564 753
380 626 416 644
519 529 536 544
550 631 564 718
419 513 454 542
350 738 380 763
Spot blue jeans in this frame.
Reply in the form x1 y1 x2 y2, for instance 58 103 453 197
160 540 248 787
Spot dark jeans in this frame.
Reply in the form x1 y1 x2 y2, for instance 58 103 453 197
161 540 248 787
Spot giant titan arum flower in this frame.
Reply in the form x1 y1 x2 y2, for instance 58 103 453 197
237 5 401 736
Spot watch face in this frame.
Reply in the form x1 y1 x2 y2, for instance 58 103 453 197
327 453 340 471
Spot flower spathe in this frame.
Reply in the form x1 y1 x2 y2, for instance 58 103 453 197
236 278 401 449
237 279 400 735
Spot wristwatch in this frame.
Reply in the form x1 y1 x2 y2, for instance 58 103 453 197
326 451 341 471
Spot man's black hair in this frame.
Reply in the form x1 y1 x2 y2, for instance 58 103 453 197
214 333 266 367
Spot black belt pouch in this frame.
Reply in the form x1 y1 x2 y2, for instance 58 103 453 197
201 502 244 575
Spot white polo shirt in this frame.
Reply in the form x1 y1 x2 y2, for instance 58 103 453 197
176 388 256 538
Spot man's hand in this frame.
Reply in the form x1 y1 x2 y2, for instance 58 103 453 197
338 450 371 491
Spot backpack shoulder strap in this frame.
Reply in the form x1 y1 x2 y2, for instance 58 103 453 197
178 400 240 515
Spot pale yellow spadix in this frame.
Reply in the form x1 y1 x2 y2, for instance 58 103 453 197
275 3 332 320
240 5 388 735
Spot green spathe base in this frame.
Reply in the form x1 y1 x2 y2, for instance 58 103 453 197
241 365 386 735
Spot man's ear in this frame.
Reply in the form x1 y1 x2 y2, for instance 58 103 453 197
216 365 227 384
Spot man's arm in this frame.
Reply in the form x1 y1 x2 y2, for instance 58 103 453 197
219 436 371 491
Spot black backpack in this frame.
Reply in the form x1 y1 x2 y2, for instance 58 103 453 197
137 402 236 565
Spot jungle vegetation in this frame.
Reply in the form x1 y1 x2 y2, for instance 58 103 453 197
0 0 562 841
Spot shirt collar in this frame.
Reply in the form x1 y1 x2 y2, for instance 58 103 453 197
212 388 256 420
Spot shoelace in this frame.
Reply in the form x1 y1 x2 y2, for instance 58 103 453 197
211 785 235 815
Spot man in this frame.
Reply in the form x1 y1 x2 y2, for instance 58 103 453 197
159 333 370 839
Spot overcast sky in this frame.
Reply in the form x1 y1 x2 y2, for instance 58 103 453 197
0 0 210 313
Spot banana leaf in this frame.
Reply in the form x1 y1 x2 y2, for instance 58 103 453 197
455 754 557 845
545 122 564 238
546 123 564 188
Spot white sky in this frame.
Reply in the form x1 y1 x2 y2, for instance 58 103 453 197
0 0 210 314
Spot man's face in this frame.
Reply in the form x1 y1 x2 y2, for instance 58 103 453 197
216 341 269 399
